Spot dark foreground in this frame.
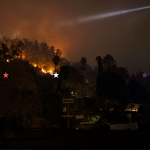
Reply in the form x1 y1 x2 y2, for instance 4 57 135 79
0 129 149 149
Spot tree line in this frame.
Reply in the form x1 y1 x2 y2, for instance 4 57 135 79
0 33 150 128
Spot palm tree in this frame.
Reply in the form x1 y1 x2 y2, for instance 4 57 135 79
95 56 103 75
80 57 87 76
52 54 60 73
103 54 116 71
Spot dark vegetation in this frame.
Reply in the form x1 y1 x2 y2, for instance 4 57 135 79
0 33 150 148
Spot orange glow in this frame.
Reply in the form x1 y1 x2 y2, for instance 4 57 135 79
22 54 25 59
34 64 37 67
7 59 9 62
42 69 46 73
47 70 53 75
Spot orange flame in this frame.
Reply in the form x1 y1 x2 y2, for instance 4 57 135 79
47 70 53 75
42 69 46 73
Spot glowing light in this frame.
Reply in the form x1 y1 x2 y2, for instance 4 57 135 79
22 54 25 59
6 59 9 62
42 69 46 73
57 6 150 27
47 70 53 75
41 68 54 75
34 64 37 67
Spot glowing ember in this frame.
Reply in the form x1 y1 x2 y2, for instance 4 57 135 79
34 64 37 67
22 54 25 59
40 68 54 75
47 70 53 75
42 69 46 73
6 59 9 62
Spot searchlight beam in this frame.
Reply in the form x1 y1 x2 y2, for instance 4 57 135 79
56 6 150 27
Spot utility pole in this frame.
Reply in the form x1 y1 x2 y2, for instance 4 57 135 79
62 99 74 129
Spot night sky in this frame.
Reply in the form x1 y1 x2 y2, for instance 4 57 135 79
1 0 150 75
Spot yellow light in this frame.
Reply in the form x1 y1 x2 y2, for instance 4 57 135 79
7 59 9 62
34 64 37 67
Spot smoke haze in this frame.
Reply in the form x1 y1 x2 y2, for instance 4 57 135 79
1 0 150 75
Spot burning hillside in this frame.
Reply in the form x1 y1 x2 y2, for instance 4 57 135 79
0 34 70 75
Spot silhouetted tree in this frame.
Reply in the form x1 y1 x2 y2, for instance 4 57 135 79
40 42 49 53
32 40 40 66
10 40 25 60
0 43 12 62
127 79 142 103
59 65 72 98
103 54 116 71
56 66 85 97
95 56 103 76
80 57 87 76
55 49 62 58
117 67 130 80
59 57 70 68
96 71 129 111
52 54 60 73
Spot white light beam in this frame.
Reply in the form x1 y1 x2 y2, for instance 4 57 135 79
56 6 150 27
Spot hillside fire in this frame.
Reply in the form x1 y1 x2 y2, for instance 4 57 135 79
42 69 46 73
41 69 54 75
47 70 53 75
